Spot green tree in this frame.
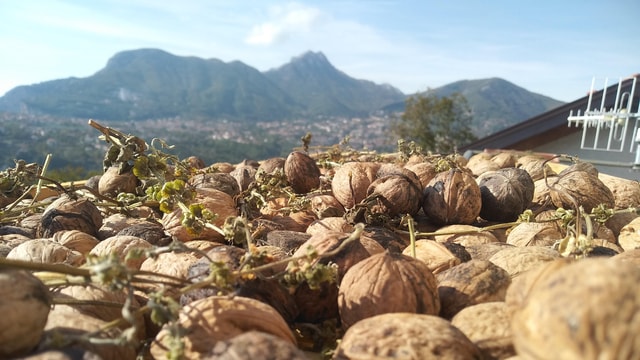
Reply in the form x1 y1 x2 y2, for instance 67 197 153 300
392 91 476 153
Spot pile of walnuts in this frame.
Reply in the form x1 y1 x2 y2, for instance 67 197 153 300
1 140 640 360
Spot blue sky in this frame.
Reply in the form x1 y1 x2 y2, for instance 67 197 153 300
1 0 638 101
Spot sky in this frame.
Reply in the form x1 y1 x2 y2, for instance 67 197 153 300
0 0 638 102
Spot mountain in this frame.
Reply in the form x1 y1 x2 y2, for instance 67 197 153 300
383 78 565 137
0 49 302 121
0 49 403 121
265 51 405 115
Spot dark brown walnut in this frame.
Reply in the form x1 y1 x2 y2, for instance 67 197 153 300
151 296 297 360
451 301 516 360
331 162 381 209
115 221 172 246
477 167 534 222
189 172 241 197
436 259 511 319
180 245 299 324
97 166 139 197
338 250 440 329
549 169 615 213
334 313 483 360
98 213 152 240
204 331 309 360
38 195 103 238
365 172 423 217
284 151 321 194
510 258 640 359
423 169 482 225
290 230 382 323
0 269 51 358
362 225 409 252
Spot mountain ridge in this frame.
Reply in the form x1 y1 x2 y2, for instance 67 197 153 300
0 48 565 137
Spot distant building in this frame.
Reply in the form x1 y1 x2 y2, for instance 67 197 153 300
461 75 640 180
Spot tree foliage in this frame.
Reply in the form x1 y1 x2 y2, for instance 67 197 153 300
392 92 476 153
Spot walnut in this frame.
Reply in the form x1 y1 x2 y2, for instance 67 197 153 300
38 195 103 238
477 167 534 222
510 258 640 359
451 302 516 360
334 313 483 359
0 269 51 358
423 169 482 225
284 151 321 194
151 296 296 360
489 246 560 278
436 259 511 319
402 239 461 274
98 166 139 197
162 188 237 242
331 162 381 209
338 250 440 329
549 167 615 213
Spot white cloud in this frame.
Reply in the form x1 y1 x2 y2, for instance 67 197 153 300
245 3 323 46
